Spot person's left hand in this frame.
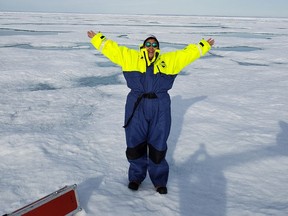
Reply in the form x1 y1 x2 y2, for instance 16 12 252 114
207 38 215 46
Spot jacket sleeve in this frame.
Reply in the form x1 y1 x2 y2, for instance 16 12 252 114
90 32 137 67
162 39 211 74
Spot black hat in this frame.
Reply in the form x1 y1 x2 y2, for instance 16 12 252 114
143 35 159 48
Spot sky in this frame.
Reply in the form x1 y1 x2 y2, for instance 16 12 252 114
0 0 287 18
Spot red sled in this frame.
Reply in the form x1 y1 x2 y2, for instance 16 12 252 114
3 184 82 216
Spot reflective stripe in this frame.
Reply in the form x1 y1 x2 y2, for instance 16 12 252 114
99 38 107 51
197 44 203 56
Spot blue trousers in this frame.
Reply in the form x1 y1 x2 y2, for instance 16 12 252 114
125 92 171 187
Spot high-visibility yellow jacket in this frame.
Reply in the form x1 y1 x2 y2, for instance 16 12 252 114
90 32 211 76
90 32 211 96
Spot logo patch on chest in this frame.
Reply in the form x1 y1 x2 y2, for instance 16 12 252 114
160 61 166 68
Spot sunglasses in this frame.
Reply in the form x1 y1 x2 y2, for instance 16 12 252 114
145 41 158 48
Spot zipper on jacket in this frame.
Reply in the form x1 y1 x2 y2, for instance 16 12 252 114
143 52 149 67
157 65 161 73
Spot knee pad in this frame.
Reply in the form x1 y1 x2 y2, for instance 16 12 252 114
148 144 167 164
126 142 147 160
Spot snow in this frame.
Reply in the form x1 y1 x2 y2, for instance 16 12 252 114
0 12 288 216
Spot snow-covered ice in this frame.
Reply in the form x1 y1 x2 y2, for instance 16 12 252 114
0 12 288 215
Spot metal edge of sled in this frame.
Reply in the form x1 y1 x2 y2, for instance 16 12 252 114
3 184 82 216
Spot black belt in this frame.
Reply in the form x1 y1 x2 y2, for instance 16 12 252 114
123 93 157 128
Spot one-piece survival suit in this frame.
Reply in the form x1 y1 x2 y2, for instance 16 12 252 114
90 33 211 187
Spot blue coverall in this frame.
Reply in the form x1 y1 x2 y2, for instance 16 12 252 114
90 33 211 187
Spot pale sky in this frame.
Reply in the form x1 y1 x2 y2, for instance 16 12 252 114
0 0 287 18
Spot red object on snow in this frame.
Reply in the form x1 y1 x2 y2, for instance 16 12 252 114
4 184 81 216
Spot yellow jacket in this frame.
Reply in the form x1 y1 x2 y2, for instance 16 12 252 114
90 32 211 75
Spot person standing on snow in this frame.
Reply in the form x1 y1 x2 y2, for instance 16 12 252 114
87 30 214 194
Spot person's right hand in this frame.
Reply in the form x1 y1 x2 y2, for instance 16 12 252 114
87 30 97 38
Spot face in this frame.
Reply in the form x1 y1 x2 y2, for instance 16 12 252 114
144 39 159 60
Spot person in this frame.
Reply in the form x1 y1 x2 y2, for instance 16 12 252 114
87 30 214 194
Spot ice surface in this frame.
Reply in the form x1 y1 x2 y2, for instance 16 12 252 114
0 12 288 216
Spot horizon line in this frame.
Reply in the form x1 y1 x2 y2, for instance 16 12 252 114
1 10 288 19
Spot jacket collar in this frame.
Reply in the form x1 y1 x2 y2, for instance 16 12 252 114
140 47 160 66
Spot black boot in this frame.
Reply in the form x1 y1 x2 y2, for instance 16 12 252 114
156 186 167 194
128 182 140 191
